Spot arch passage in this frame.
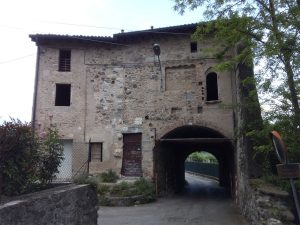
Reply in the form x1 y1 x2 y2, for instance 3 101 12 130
153 125 235 195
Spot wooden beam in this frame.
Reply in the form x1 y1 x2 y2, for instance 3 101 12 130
159 138 232 143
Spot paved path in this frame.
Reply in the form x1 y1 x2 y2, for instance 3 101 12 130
98 174 250 225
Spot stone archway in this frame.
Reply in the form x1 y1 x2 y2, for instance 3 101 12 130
153 125 235 195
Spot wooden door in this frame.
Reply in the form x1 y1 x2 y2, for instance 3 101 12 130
121 133 142 177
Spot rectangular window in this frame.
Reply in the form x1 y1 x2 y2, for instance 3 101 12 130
191 42 197 53
59 49 71 72
90 143 103 162
55 83 71 106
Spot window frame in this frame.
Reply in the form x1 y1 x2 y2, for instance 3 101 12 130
89 142 103 162
58 49 71 72
206 72 219 102
190 42 198 53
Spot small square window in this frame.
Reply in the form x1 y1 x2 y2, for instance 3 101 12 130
59 50 71 72
191 42 197 53
90 143 103 162
55 84 71 106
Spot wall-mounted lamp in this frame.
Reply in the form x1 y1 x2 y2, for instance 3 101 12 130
153 44 160 56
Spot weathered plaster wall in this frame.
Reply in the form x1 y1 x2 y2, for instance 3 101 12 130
34 34 237 176
0 184 98 225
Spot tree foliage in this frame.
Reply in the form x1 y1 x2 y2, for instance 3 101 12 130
38 126 64 185
0 119 63 196
174 0 300 166
186 151 218 164
0 119 40 195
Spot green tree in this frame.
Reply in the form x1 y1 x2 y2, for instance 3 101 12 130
0 119 40 196
0 120 64 196
174 0 300 165
174 0 300 128
38 126 64 185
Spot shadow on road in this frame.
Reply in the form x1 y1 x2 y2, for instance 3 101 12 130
98 173 250 225
181 173 230 200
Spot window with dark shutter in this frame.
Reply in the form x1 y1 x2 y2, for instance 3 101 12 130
59 50 71 72
90 143 103 162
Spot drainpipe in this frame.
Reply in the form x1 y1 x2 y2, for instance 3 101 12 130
31 45 40 129
153 44 163 91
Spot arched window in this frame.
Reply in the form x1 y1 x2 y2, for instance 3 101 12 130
206 72 218 101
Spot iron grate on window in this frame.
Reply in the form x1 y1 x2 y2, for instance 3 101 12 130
59 50 71 72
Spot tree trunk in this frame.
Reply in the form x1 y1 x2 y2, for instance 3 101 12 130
0 170 2 202
269 0 300 127
283 55 300 128
0 151 2 202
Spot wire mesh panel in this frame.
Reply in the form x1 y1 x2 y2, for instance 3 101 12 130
53 140 73 183
52 141 89 183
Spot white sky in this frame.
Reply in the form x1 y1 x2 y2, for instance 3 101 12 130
0 0 204 124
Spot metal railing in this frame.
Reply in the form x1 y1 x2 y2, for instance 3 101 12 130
185 161 219 179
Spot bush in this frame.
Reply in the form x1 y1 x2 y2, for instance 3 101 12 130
38 127 64 185
263 175 300 192
73 173 156 205
133 178 156 201
110 181 131 197
186 152 218 164
73 174 99 189
97 184 110 195
73 173 89 184
109 178 156 200
0 120 39 195
100 169 119 183
0 119 64 196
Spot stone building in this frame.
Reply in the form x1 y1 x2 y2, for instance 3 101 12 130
30 24 259 196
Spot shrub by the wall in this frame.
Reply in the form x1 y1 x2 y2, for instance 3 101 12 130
0 119 63 196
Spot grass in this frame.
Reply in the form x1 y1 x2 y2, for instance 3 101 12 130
108 178 156 199
73 171 156 205
73 169 119 185
100 169 119 183
263 175 300 193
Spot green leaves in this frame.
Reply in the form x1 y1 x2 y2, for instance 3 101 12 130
38 126 64 185
173 0 300 173
0 120 63 196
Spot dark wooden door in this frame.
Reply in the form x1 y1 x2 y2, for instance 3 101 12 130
121 133 142 177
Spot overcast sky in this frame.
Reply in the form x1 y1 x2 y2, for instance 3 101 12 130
0 0 204 124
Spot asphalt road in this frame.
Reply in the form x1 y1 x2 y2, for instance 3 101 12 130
98 173 250 225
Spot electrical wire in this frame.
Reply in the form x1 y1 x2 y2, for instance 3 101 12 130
1 20 194 36
40 21 122 31
0 53 35 65
67 36 130 47
0 21 196 62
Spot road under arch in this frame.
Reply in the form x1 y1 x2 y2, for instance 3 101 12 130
153 125 235 195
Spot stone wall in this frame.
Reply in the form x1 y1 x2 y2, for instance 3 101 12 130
0 184 98 225
33 33 236 176
241 180 296 225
